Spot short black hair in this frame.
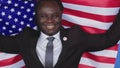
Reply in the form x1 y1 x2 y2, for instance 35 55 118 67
35 0 64 11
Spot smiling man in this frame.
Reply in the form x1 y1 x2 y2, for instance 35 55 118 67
36 0 62 36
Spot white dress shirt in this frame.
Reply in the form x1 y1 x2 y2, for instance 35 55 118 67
36 32 62 66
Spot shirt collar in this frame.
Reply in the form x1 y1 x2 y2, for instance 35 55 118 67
40 32 60 41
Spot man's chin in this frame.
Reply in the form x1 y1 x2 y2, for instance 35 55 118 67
43 31 56 36
46 33 55 36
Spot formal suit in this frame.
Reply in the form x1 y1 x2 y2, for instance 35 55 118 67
0 12 120 68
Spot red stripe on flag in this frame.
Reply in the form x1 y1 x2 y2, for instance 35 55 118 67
62 20 76 27
106 44 118 51
80 26 106 34
0 54 23 66
62 0 120 7
62 20 107 34
78 64 95 68
64 8 116 22
82 52 116 64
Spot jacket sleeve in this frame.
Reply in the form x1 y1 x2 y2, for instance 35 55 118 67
81 10 120 51
0 33 22 53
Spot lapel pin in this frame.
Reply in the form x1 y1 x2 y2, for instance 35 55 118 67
63 37 67 41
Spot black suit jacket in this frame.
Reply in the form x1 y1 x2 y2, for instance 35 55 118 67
0 11 120 68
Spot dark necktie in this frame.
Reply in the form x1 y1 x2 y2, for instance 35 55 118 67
45 37 55 68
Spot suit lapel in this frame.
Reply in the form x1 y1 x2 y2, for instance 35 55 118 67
29 29 45 68
54 26 69 68
60 26 68 47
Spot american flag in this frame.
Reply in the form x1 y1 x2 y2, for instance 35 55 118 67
62 0 120 68
0 0 35 68
0 0 120 68
0 0 36 36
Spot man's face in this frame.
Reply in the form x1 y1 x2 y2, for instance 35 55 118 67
37 1 62 36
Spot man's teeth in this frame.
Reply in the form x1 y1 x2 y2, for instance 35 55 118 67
47 25 54 29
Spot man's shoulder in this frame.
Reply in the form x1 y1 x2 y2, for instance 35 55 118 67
62 25 81 36
67 25 80 31
19 27 39 37
66 25 86 35
22 27 38 33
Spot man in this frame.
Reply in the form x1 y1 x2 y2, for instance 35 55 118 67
0 0 120 68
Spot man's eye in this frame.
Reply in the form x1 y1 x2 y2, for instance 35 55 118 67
40 15 46 18
53 15 60 18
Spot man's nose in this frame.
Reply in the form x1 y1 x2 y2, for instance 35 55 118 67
47 17 53 23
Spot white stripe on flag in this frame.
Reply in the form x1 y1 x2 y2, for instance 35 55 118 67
89 50 117 58
62 14 113 30
0 53 18 61
80 57 114 68
63 2 120 15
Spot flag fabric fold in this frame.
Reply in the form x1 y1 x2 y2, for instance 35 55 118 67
62 0 120 68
